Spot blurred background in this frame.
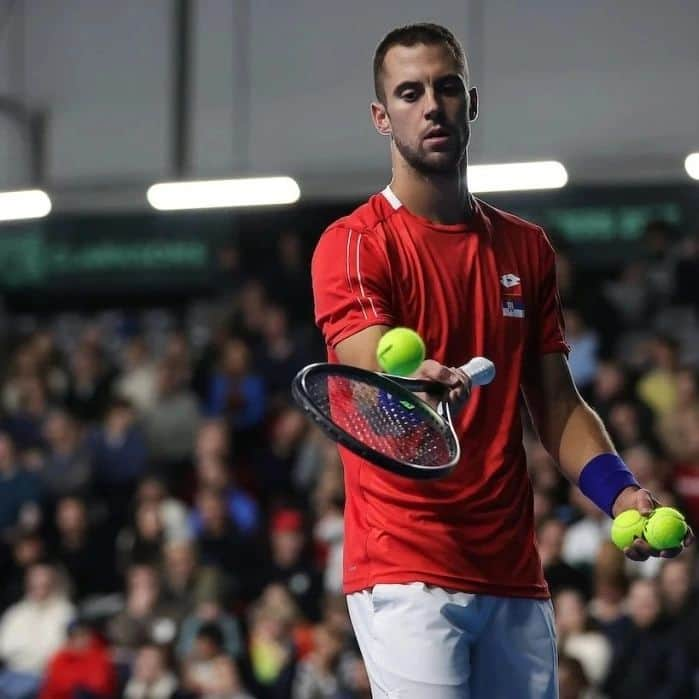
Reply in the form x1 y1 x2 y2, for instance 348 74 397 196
0 2 698 698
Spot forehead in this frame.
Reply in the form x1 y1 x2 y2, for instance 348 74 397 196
381 43 464 88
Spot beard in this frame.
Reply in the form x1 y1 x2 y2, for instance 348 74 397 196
393 130 468 175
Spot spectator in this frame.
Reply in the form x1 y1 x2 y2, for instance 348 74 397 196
538 517 590 598
636 334 681 419
39 618 117 699
0 530 46 612
0 431 41 533
116 500 166 570
53 495 117 599
603 578 691 698
39 410 93 499
562 488 610 572
143 358 200 472
161 540 225 615
90 398 148 498
291 622 345 699
255 508 323 622
0 563 75 699
123 643 178 699
205 337 266 436
136 476 192 544
181 622 253 699
64 346 114 422
564 308 599 394
671 407 699 528
175 591 243 661
554 588 612 690
107 564 178 663
558 654 598 699
114 336 158 414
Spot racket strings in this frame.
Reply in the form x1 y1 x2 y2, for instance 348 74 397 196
306 374 454 468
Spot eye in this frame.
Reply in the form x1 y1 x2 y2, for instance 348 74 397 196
400 89 418 102
439 81 462 96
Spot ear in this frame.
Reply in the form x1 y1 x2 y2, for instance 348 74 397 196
371 101 392 136
468 87 479 122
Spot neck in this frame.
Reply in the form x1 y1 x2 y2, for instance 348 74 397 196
389 158 472 225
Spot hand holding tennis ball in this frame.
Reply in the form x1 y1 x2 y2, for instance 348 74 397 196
376 327 426 376
611 506 690 553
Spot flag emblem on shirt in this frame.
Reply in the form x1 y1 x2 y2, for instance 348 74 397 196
502 297 525 318
500 273 521 288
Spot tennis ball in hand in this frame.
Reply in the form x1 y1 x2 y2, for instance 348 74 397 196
611 509 647 550
643 507 687 550
376 327 425 376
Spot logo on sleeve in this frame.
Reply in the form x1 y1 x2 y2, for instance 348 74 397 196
500 273 520 288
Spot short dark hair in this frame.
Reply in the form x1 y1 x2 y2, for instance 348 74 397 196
197 621 224 649
373 23 467 102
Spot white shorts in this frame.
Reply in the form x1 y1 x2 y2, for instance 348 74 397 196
347 583 558 699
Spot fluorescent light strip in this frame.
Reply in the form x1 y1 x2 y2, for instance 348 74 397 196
0 189 52 222
468 160 568 193
147 176 301 210
685 153 699 181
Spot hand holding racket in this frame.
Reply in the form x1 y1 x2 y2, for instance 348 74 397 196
291 357 495 480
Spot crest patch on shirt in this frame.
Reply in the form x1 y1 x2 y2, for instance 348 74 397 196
502 297 525 318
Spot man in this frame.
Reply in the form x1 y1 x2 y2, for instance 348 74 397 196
311 23 692 698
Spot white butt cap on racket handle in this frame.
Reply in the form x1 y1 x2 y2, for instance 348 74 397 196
459 357 496 386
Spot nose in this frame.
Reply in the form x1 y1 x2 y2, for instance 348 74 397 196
423 88 443 121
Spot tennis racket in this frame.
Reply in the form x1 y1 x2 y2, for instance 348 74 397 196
291 357 495 480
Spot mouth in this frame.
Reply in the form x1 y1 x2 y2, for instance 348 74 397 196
423 127 451 143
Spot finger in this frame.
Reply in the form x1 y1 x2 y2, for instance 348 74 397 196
684 526 695 547
631 537 655 558
659 547 683 559
636 489 655 516
624 546 649 562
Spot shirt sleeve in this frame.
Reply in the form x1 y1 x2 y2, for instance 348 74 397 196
534 229 570 356
312 225 395 348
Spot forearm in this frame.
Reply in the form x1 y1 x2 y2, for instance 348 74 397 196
553 400 617 483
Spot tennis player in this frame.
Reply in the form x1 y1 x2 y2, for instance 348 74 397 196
311 23 692 698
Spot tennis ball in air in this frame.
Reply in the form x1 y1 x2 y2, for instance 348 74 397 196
643 507 687 550
376 327 425 376
611 509 647 550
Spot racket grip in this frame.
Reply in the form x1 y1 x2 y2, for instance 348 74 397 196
459 357 495 386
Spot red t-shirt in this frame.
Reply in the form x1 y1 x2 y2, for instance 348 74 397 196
311 187 569 598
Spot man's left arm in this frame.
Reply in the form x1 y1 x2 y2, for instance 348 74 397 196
521 352 693 561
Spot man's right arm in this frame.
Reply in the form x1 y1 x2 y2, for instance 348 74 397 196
334 325 390 371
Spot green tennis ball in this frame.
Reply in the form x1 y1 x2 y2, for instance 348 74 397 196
611 509 647 550
376 327 426 376
643 507 687 550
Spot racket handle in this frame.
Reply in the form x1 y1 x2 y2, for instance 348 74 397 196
459 357 495 386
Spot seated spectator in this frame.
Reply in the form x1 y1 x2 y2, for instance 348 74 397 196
554 589 612 690
114 336 158 415
204 337 266 440
64 345 114 422
195 488 253 595
557 655 597 699
562 488 610 572
0 432 41 534
671 407 699 529
603 578 691 698
123 643 178 699
0 530 46 612
246 593 297 698
89 398 148 507
537 516 590 598
181 622 253 699
0 563 75 699
588 543 629 633
117 500 166 570
175 590 243 661
39 410 93 499
192 455 259 537
136 476 192 544
142 358 200 472
53 495 118 599
161 540 226 617
291 622 345 699
564 308 599 394
657 367 699 459
39 618 117 699
253 508 323 622
636 334 680 419
1 375 50 451
107 564 178 664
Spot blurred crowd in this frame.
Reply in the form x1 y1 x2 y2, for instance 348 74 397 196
0 221 696 699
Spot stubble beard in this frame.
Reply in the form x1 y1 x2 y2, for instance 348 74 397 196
393 131 468 176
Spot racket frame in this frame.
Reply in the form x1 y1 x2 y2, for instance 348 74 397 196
292 362 461 480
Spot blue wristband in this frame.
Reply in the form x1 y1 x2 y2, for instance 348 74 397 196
578 453 639 517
